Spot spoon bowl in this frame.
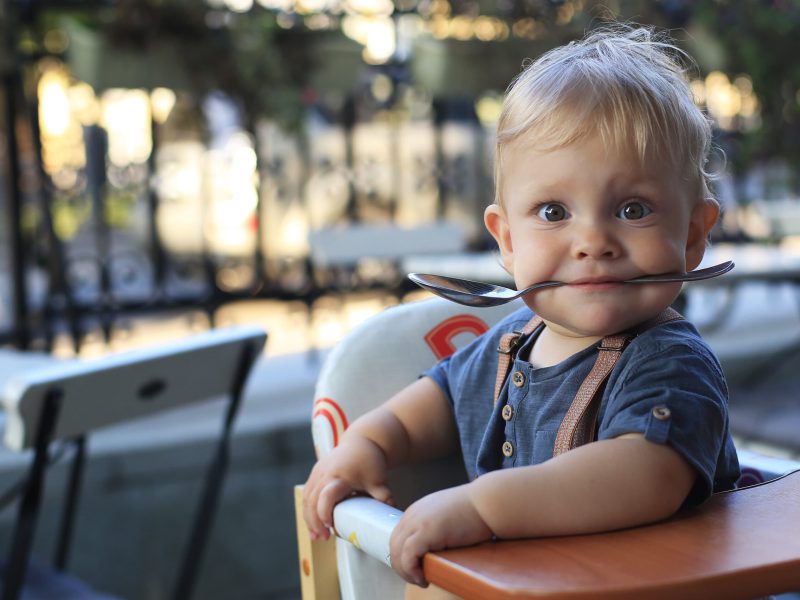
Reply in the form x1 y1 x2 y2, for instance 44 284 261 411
408 261 735 307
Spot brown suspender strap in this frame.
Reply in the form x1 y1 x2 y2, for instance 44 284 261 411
494 316 542 405
552 306 684 456
493 307 684 455
552 332 629 456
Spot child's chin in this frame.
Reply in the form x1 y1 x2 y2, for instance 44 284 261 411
569 311 653 337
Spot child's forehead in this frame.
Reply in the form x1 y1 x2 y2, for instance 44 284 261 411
502 126 659 173
499 132 697 201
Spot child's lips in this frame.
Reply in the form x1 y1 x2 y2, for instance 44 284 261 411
567 276 625 290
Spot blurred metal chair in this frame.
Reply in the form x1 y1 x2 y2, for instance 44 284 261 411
0 326 266 600
295 297 800 600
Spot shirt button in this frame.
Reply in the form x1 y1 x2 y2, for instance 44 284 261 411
502 404 514 421
652 405 671 420
502 441 514 457
511 371 525 387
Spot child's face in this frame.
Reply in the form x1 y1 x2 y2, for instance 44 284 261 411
485 132 718 340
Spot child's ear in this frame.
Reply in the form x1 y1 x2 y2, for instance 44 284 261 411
484 203 515 274
685 198 720 270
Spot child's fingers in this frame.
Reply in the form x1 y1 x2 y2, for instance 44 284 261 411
390 521 428 586
302 480 327 537
317 479 354 533
395 535 428 586
366 483 394 506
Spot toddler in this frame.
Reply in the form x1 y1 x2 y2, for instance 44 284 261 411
303 23 741 590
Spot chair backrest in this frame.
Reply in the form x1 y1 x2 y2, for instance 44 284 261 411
311 297 523 600
312 297 521 461
2 326 266 451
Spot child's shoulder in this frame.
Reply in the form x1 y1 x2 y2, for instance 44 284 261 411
625 318 724 379
631 317 708 350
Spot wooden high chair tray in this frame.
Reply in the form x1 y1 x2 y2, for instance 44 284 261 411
424 470 800 600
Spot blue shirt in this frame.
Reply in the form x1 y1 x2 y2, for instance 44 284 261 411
425 307 741 507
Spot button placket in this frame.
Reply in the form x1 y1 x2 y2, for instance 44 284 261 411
502 441 514 457
511 371 526 387
502 363 530 466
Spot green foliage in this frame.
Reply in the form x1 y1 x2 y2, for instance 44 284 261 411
56 1 306 131
692 0 800 174
26 0 800 176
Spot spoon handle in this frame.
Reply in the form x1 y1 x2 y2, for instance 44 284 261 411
625 261 734 283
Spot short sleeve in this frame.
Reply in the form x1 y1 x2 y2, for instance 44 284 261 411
597 341 730 506
423 356 454 405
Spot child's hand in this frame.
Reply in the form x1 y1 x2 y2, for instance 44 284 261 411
389 483 493 587
302 435 393 540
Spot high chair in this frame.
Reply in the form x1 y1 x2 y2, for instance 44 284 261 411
0 326 266 600
294 298 800 600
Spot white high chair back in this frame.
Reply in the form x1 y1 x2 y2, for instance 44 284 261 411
306 298 522 600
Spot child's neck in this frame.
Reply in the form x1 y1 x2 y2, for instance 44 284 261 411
529 326 603 368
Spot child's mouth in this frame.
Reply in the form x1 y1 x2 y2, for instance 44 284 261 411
568 277 625 291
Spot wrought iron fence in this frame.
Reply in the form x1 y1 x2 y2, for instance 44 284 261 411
0 44 495 354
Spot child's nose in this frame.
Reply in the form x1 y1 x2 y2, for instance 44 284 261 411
571 224 622 260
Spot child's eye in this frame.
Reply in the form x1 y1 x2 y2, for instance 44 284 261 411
617 201 651 220
536 203 569 222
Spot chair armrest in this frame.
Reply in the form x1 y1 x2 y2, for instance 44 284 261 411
333 497 403 568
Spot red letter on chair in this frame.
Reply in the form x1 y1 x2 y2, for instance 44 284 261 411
424 315 489 360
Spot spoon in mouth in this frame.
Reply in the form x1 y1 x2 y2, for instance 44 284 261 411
408 260 735 308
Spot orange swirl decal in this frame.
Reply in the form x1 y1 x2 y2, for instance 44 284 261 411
424 314 489 360
313 397 349 447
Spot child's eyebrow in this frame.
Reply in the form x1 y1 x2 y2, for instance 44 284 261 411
509 178 564 199
608 173 665 192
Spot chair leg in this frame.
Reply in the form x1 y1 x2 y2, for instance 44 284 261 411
53 435 87 570
294 485 339 600
171 340 258 600
3 389 62 600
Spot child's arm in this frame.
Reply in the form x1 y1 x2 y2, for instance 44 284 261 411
302 377 459 540
390 434 694 586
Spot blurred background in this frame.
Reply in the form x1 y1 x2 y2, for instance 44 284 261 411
2 0 800 598
5 0 800 355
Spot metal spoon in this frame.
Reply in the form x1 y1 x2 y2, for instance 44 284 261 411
408 261 735 307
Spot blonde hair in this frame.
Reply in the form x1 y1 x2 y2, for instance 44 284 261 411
494 24 714 205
